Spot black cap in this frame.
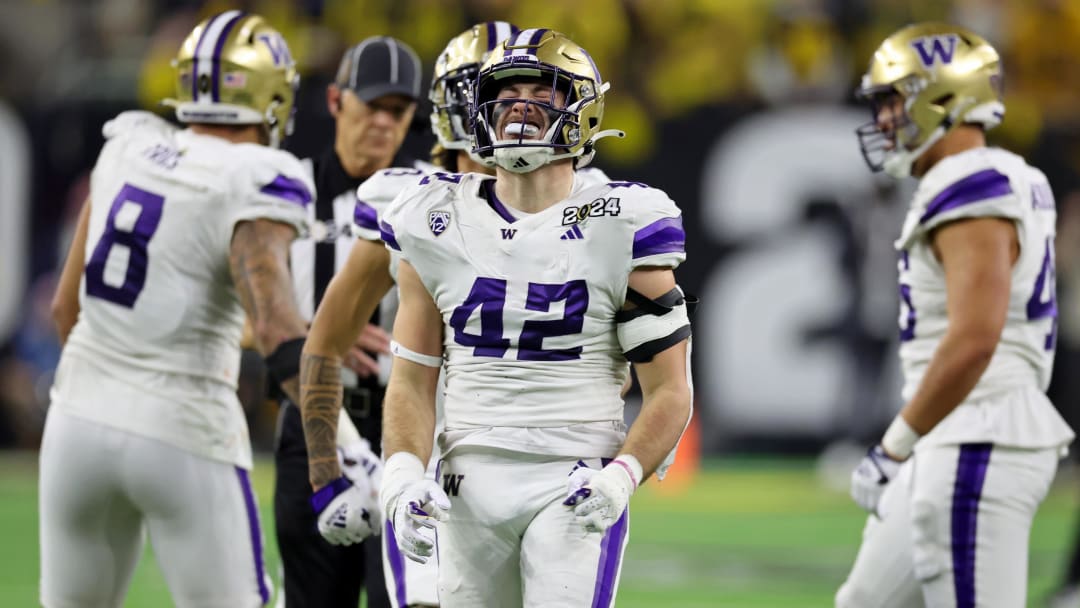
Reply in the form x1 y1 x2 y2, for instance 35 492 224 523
335 36 422 103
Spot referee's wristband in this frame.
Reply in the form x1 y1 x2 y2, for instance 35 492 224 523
880 415 920 460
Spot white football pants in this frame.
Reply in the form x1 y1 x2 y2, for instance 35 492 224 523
837 443 1060 607
411 447 629 608
39 408 272 608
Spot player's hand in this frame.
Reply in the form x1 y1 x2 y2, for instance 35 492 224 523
850 445 904 517
345 324 390 378
563 460 636 533
338 440 382 492
565 463 597 500
310 476 379 546
388 480 450 564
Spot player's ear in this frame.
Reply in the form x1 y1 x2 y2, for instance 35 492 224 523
327 84 342 118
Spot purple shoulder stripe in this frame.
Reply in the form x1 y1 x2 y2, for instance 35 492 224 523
919 168 1012 224
380 220 401 251
260 174 312 207
354 200 379 230
633 216 685 259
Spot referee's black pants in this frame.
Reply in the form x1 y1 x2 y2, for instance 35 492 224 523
273 399 389 608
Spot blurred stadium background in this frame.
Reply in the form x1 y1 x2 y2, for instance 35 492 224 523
1 0 1079 606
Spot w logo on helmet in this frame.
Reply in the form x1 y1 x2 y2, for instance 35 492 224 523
429 211 451 236
258 33 293 67
910 34 959 68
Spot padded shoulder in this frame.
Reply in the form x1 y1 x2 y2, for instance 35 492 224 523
898 148 1026 247
102 111 176 140
227 146 314 236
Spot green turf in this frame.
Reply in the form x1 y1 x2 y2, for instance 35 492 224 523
1 451 1075 607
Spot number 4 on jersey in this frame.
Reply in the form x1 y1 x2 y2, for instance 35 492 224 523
1026 236 1057 350
450 277 589 361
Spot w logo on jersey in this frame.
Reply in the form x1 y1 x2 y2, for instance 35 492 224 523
429 210 451 236
910 35 959 68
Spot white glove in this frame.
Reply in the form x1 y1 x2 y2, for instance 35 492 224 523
380 452 450 564
338 439 383 492
388 479 450 564
563 456 641 533
310 476 379 546
565 462 597 499
850 445 904 517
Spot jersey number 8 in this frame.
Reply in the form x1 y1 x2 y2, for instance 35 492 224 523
85 183 165 308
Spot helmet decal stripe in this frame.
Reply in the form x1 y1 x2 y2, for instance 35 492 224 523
209 12 245 103
190 12 222 101
489 22 518 51
505 28 547 57
193 10 243 102
526 28 548 55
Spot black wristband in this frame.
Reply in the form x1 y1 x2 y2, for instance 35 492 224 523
265 337 305 384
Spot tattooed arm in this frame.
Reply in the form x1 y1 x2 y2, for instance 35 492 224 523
302 238 395 490
229 219 307 402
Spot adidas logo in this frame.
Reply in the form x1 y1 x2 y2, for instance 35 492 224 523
560 225 584 240
513 157 530 169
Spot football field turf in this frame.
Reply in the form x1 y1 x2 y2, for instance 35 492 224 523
1 451 1075 607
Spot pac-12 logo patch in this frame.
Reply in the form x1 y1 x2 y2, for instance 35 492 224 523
429 210 451 236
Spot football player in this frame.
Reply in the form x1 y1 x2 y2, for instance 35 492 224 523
837 23 1074 607
40 12 311 608
374 29 692 607
300 22 520 608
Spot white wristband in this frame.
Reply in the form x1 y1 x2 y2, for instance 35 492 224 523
379 451 426 513
390 340 442 368
611 453 644 490
881 415 920 460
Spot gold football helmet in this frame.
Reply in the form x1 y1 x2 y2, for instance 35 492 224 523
856 23 1004 178
471 29 624 173
431 22 519 157
164 11 299 147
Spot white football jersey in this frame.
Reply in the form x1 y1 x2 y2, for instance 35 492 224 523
381 172 684 458
53 111 312 468
896 147 1072 449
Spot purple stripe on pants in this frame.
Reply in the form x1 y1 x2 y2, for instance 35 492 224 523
951 443 992 608
590 509 629 608
385 520 409 608
235 467 271 605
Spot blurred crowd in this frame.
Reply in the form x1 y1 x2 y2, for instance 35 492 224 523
1 0 1079 450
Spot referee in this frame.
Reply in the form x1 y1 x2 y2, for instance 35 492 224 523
275 36 427 608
